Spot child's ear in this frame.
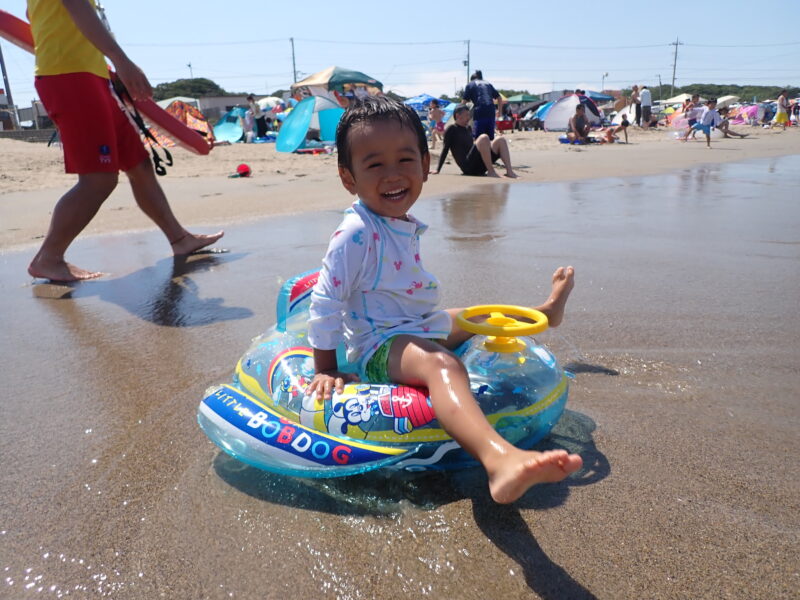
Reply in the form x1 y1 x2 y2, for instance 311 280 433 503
338 166 357 195
422 152 430 182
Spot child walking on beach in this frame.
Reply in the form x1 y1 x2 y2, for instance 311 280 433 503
692 99 723 148
427 99 445 149
306 97 582 504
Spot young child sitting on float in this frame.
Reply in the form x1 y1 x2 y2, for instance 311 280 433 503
305 96 582 504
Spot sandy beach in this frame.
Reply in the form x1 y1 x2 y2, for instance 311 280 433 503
1 125 798 251
1 128 799 599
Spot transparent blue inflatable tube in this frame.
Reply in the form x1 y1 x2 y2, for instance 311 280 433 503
197 270 570 477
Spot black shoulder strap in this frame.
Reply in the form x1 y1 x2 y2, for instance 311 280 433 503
110 77 173 176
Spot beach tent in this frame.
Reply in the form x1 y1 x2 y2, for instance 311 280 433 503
610 107 634 125
291 66 383 104
155 96 199 109
532 100 554 120
583 90 614 102
543 94 603 131
148 99 213 147
276 95 344 153
728 104 757 125
213 106 248 144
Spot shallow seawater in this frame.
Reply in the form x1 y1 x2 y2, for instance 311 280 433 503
1 155 798 599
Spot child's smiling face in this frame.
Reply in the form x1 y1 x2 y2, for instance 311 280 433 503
338 120 430 220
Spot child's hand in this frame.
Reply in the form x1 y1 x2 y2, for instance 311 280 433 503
306 371 361 400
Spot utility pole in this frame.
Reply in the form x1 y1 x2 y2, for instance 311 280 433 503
290 38 297 83
670 37 682 97
187 62 193 79
464 40 470 83
657 74 663 101
0 41 18 129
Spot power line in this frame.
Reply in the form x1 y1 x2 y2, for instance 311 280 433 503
684 41 800 48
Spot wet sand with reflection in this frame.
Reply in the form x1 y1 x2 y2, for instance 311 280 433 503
1 156 798 599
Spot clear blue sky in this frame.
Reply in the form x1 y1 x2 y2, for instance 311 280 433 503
2 0 798 106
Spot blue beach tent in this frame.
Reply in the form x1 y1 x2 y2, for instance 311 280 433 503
276 95 344 153
213 107 248 144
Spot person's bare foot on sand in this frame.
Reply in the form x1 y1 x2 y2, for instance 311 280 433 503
537 266 575 327
489 448 583 504
486 168 502 178
504 169 518 178
170 230 224 256
28 257 103 283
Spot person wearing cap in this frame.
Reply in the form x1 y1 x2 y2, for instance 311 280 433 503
25 0 223 282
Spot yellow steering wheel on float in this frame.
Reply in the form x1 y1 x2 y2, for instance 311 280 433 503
455 305 549 354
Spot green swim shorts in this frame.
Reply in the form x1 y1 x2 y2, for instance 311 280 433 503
364 337 447 384
364 337 397 384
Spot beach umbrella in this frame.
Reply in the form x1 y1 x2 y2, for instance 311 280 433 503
291 66 383 93
257 96 284 110
404 94 439 111
716 95 740 109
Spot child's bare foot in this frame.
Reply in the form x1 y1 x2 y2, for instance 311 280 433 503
171 230 224 256
489 449 583 504
28 257 103 283
538 266 574 327
486 168 502 178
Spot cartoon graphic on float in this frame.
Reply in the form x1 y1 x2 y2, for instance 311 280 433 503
327 383 435 437
258 346 437 439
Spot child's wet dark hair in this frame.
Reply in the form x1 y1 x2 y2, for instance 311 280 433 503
336 96 428 171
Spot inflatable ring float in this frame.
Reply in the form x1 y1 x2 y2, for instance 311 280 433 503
197 270 571 477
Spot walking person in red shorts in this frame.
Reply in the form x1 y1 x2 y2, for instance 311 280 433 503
27 0 223 282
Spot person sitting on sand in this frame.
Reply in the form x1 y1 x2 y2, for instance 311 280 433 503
433 105 517 178
717 107 749 139
566 104 591 143
306 96 582 504
604 113 629 143
26 0 223 282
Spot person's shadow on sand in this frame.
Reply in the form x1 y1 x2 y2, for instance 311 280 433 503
212 409 608 598
31 251 253 326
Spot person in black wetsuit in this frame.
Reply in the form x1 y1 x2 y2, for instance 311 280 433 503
432 105 517 178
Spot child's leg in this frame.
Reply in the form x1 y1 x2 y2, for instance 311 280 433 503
387 336 582 503
705 132 711 148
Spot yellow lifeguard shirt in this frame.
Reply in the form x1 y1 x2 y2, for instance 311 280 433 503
28 0 109 79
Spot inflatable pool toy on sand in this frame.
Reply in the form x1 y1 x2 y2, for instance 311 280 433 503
197 270 571 478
